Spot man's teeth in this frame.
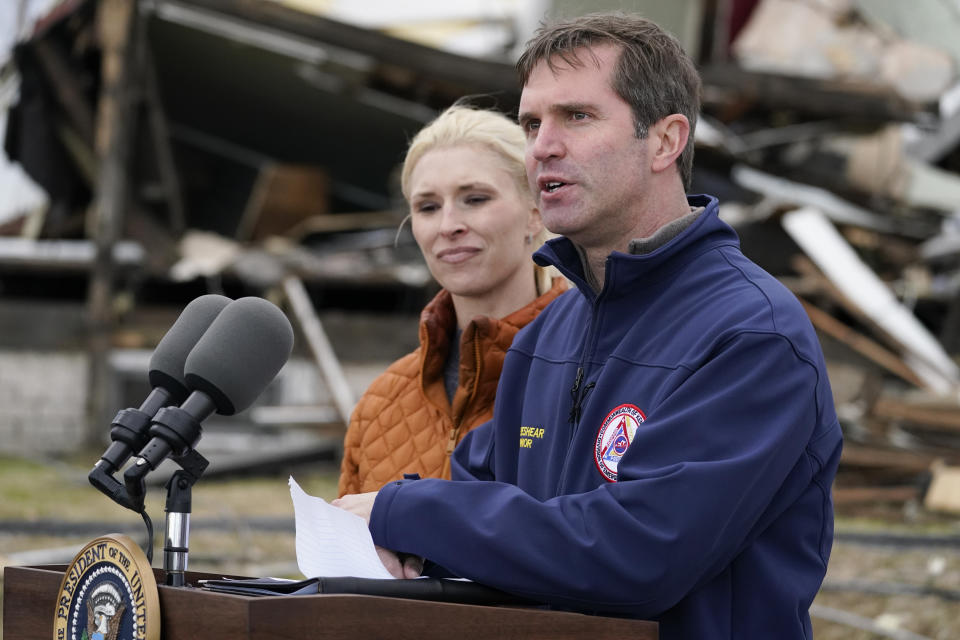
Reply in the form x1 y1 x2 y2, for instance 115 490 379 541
546 182 564 192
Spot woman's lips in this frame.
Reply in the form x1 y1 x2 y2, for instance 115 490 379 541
436 246 482 263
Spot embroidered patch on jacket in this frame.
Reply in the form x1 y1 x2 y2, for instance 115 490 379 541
594 404 646 482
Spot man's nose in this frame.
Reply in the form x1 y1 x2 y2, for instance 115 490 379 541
530 120 565 162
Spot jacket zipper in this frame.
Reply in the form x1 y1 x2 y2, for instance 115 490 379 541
568 366 596 425
556 270 607 492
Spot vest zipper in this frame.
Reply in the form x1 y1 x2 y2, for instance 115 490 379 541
445 334 483 456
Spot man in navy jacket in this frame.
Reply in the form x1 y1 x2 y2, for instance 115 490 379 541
336 12 842 639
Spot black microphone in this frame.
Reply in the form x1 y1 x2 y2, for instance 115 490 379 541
123 297 294 503
92 294 233 476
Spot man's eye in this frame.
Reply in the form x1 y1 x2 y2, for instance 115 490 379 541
524 120 540 132
572 112 589 121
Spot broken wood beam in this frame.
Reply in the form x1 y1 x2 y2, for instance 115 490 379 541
832 486 922 506
700 63 922 122
140 30 187 235
791 255 903 355
86 0 137 446
281 275 355 427
783 209 960 393
800 298 926 388
872 397 960 433
286 211 402 239
840 445 935 473
31 39 96 146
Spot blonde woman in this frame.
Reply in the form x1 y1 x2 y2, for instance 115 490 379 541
338 105 566 496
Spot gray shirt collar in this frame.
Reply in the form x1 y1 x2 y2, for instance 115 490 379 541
575 206 705 293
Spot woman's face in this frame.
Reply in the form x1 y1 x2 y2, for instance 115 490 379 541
408 144 542 301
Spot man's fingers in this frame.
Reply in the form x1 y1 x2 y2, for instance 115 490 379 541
374 547 423 579
330 492 377 524
375 546 406 579
402 555 424 579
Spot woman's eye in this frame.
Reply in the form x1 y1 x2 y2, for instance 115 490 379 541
415 202 439 213
465 195 491 206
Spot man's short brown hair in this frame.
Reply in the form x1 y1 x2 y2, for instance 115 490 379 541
517 12 701 189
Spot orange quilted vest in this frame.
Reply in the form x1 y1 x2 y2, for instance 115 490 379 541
338 279 567 496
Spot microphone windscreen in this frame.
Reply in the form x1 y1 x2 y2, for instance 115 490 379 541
184 297 294 415
148 294 233 402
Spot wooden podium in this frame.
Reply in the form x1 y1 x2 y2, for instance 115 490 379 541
4 565 658 639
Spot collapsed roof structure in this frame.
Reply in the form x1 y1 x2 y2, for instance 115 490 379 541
4 0 960 512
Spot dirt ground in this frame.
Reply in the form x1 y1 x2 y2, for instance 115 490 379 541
1 453 958 639
813 537 960 639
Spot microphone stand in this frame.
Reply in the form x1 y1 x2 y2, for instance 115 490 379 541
93 403 210 587
121 399 211 586
163 449 209 587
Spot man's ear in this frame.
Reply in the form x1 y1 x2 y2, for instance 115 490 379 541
649 114 690 174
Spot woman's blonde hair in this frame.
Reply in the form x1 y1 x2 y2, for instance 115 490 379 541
401 104 555 294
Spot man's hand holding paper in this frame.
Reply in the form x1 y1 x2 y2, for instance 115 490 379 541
289 477 422 580
331 490 423 579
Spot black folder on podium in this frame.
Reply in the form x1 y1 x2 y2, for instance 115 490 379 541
198 575 540 606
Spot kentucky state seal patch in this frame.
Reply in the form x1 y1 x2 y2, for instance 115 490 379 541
594 403 646 482
53 533 160 640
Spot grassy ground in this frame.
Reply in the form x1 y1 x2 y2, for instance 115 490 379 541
2 452 959 639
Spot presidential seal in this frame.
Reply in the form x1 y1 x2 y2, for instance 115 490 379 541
53 533 160 640
594 403 646 482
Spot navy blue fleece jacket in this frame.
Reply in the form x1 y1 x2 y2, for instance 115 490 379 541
370 195 842 639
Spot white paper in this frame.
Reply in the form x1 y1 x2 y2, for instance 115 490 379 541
289 476 394 579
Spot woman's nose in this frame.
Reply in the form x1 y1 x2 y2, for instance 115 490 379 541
438 206 467 237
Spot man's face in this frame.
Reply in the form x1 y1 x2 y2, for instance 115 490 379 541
519 44 650 250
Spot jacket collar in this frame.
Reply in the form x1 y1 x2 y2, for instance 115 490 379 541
533 195 735 300
416 279 569 410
